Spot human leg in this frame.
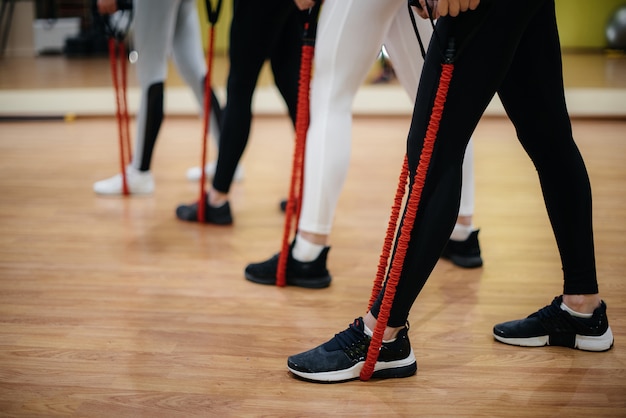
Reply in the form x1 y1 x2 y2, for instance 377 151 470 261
94 0 177 195
211 0 302 196
295 2 481 263
378 0 608 332
384 5 482 268
245 0 408 284
440 138 483 267
268 7 303 126
287 0 504 377
172 0 241 183
170 0 222 142
490 1 611 350
245 0 476 286
170 0 206 113
131 0 178 173
176 0 302 222
296 0 404 238
411 0 612 354
289 0 611 383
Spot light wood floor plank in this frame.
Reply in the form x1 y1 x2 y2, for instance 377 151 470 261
0 114 624 417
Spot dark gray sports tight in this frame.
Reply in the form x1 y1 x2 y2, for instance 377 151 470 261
371 0 598 327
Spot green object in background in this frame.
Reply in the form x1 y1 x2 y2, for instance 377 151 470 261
198 0 625 51
197 0 232 54
555 0 626 49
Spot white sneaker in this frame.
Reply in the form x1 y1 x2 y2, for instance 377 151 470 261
186 160 245 182
93 166 155 195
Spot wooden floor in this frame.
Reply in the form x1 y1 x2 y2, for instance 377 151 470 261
1 50 626 416
0 112 625 416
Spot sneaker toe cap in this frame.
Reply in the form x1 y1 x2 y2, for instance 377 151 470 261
288 346 352 374
493 317 547 338
93 176 122 195
244 255 280 284
176 202 199 221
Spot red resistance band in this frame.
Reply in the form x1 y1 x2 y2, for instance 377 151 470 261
197 23 217 223
360 62 454 381
108 37 132 196
277 4 322 287
196 0 222 222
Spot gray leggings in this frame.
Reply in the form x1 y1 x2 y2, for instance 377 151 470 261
131 0 218 171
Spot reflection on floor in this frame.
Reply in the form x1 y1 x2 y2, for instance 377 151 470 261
0 51 625 118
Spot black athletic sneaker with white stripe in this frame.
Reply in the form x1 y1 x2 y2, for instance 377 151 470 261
287 317 417 382
493 296 614 352
245 241 331 289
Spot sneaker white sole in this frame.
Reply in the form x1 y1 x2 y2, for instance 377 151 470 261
93 179 154 195
93 169 154 196
493 326 614 352
288 348 417 382
93 186 154 196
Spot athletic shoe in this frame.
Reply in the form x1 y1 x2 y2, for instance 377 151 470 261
175 194 233 225
244 241 331 288
287 317 417 382
493 295 614 352
93 166 154 195
441 229 483 268
186 161 245 182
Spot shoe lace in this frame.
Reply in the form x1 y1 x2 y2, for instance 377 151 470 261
332 319 370 359
533 299 579 332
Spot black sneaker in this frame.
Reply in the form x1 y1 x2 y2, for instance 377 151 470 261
244 241 331 288
493 296 614 352
287 317 417 382
441 229 483 268
175 194 233 225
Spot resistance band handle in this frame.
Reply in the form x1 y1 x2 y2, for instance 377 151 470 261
116 0 132 10
407 0 458 64
408 1 427 59
302 1 322 46
408 0 437 11
445 38 456 63
91 0 133 41
205 0 223 25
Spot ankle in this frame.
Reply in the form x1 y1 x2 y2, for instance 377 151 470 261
450 223 473 241
292 232 325 262
208 189 228 207
562 294 601 314
364 312 402 341
298 230 328 246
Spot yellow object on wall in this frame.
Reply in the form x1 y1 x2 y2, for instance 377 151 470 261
196 0 232 55
197 0 624 52
555 0 625 49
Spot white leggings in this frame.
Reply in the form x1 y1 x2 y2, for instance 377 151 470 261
299 0 475 235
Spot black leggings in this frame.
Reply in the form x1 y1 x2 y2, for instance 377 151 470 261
371 0 598 327
212 0 304 193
